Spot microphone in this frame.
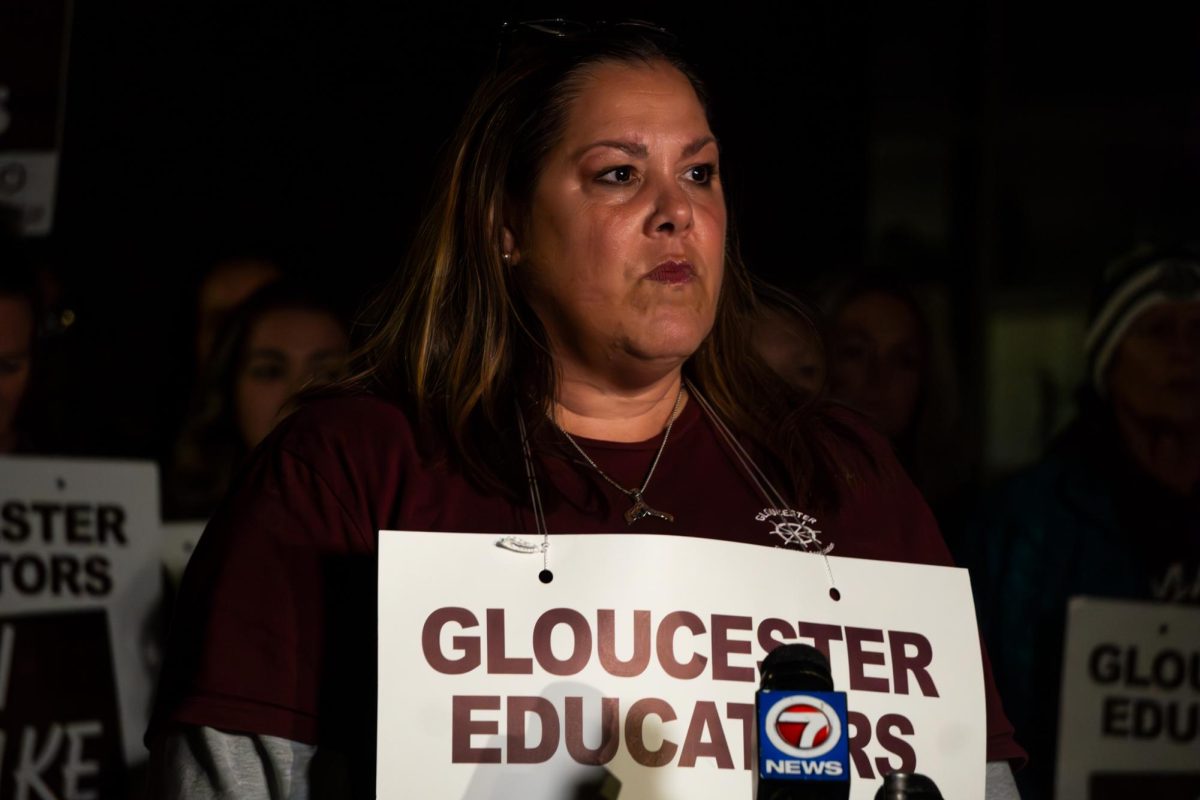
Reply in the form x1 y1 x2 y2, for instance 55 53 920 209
756 644 851 800
873 772 943 799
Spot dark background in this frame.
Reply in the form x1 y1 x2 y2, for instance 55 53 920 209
9 1 1200 467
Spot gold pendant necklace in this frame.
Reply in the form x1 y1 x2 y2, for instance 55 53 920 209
506 379 838 593
548 384 685 526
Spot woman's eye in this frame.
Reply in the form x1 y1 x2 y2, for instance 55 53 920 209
686 164 716 184
596 166 634 184
308 360 346 384
247 362 285 381
839 345 865 360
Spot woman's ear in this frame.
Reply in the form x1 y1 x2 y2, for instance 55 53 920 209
501 226 521 266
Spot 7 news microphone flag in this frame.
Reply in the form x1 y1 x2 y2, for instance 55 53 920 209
756 643 851 800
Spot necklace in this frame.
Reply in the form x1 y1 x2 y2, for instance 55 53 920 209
506 379 837 591
548 384 685 525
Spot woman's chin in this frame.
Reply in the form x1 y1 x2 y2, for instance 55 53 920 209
618 332 710 369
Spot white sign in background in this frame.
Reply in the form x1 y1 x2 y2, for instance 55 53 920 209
0 456 163 765
1056 597 1200 799
379 532 986 800
0 151 59 235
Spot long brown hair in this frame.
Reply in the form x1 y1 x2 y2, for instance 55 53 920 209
343 26 866 508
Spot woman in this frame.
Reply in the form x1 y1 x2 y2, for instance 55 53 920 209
192 257 284 371
959 245 1200 797
751 280 827 397
164 281 350 519
149 24 1023 798
828 282 928 446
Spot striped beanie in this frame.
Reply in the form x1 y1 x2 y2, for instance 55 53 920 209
1084 244 1200 395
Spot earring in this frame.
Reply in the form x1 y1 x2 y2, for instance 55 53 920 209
502 252 512 264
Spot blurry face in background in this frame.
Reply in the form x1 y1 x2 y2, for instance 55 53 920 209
234 308 349 448
830 291 924 439
752 308 824 395
1107 300 1200 429
196 259 282 367
0 294 33 450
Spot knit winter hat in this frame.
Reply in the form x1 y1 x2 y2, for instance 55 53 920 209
1084 244 1200 395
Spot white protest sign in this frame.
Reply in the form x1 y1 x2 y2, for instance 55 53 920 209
0 0 71 236
379 532 986 799
0 152 59 235
0 457 163 771
1056 597 1200 799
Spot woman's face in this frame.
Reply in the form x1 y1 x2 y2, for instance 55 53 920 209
752 308 825 395
234 308 349 448
513 60 726 386
1107 300 1200 428
830 291 924 439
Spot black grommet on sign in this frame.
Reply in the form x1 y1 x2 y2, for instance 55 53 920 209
829 587 841 601
539 569 554 584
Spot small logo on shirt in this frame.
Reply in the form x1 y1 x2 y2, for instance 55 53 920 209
756 509 832 554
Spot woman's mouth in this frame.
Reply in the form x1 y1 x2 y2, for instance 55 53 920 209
645 260 695 284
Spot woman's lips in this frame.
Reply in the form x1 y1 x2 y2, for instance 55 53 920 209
644 260 695 284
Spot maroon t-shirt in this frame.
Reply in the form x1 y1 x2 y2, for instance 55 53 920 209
150 393 1024 786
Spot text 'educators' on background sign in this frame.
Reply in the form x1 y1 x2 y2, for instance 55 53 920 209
0 456 163 774
1056 597 1200 800
378 532 987 800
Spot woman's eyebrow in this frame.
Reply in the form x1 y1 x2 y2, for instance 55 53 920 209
574 139 649 159
574 135 718 161
681 135 717 158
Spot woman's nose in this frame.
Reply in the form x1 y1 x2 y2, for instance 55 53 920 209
645 177 693 236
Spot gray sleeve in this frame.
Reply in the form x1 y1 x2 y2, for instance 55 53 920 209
148 725 315 800
986 760 1022 800
150 725 1020 800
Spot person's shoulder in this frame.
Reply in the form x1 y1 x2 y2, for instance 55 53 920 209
284 392 412 434
966 423 1117 567
980 423 1093 512
817 401 902 485
811 402 952 564
225 392 424 544
822 400 877 435
271 392 419 468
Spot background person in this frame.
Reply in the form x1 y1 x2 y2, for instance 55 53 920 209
751 280 827 397
164 281 350 519
148 24 1024 799
957 244 1200 798
827 280 928 447
825 276 973 527
192 257 284 370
